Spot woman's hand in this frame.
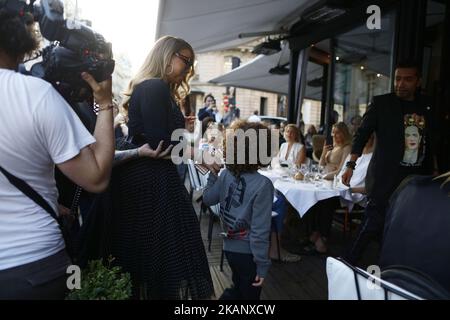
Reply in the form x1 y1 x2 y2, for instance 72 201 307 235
200 146 223 175
199 162 222 176
114 113 126 128
184 115 197 126
252 275 264 287
120 123 129 137
322 144 333 154
138 141 173 159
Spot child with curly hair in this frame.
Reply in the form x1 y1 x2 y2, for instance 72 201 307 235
203 120 275 300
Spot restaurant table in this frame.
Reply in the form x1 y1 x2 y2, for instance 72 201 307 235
259 168 349 218
259 167 286 184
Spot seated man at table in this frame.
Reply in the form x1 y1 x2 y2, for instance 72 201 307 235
302 134 375 255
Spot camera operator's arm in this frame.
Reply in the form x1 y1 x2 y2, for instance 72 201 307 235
57 73 114 193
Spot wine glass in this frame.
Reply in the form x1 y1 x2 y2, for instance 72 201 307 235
316 165 326 187
287 161 297 177
300 164 309 175
311 165 322 187
299 164 309 183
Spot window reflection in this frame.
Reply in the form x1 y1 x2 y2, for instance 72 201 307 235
333 11 396 123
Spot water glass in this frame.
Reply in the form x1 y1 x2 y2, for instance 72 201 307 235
300 164 309 176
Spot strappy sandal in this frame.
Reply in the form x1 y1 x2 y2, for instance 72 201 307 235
280 253 302 263
301 243 327 256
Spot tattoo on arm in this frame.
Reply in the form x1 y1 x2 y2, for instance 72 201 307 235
114 149 139 167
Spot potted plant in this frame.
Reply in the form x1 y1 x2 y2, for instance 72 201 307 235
66 256 132 300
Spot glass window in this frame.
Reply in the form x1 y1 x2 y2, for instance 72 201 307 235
303 59 326 130
277 95 287 117
423 0 446 94
333 11 396 124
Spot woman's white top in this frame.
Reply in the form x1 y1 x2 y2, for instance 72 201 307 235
272 142 304 167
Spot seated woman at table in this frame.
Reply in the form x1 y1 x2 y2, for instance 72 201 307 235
302 135 375 255
269 124 305 262
271 124 306 168
319 122 352 180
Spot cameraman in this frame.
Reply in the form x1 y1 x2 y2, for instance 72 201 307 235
0 10 114 299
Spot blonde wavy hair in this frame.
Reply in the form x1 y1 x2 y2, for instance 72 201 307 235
333 122 352 147
122 35 195 113
284 124 303 144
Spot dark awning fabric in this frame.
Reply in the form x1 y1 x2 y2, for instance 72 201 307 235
209 49 323 100
156 0 318 53
209 50 290 95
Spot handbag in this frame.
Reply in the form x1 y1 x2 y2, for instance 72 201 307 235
0 165 79 262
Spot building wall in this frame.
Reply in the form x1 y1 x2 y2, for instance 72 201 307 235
302 99 322 131
235 88 278 119
191 50 282 120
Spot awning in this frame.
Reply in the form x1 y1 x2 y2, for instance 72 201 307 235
208 14 395 100
189 86 205 94
209 49 289 95
209 49 324 99
156 0 319 53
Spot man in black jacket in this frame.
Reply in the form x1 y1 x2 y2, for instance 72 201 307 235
342 61 439 265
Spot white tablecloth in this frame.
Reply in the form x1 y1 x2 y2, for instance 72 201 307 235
260 169 349 218
274 179 349 217
258 167 288 184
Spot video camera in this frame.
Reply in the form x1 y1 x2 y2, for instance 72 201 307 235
0 0 115 103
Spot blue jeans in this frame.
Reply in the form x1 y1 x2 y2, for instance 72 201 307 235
272 191 287 233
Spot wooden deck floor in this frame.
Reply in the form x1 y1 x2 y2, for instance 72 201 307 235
202 224 329 299
196 198 319 300
191 188 380 300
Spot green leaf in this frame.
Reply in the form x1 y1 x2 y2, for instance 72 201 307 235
66 256 132 300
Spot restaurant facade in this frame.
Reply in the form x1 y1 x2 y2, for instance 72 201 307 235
156 0 449 172
285 0 449 172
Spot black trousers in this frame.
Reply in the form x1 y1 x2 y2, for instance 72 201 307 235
0 250 70 300
220 251 262 300
306 197 340 238
345 199 387 265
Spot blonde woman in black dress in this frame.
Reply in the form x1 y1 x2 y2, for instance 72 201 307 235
112 36 214 299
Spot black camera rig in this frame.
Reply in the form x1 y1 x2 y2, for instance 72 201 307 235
0 0 115 103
